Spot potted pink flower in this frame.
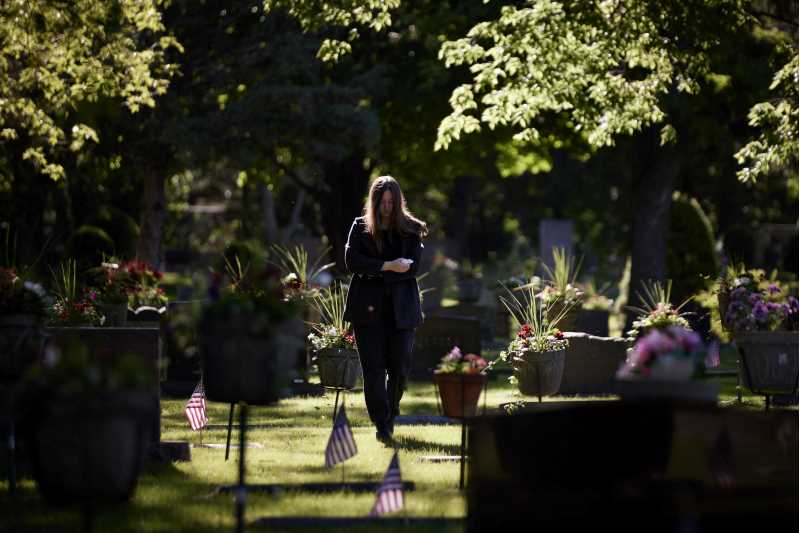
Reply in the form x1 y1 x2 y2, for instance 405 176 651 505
433 346 489 418
615 326 720 402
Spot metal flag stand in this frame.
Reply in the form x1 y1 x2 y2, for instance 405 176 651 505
225 403 235 461
332 390 347 484
431 371 490 490
235 402 248 533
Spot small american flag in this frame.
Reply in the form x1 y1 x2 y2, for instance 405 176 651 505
369 451 404 516
705 340 721 369
325 405 357 468
185 380 208 431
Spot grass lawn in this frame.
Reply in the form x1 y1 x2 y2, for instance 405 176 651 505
1 372 794 532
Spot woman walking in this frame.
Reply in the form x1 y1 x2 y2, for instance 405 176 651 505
343 176 427 442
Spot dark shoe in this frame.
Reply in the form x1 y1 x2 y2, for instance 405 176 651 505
375 429 394 444
375 421 394 444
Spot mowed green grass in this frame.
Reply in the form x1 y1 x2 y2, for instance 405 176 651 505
1 373 792 532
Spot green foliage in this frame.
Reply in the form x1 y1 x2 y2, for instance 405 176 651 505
263 0 400 61
65 225 116 269
581 281 614 311
87 206 140 260
627 279 684 317
223 254 251 293
221 240 267 274
24 340 154 395
435 0 735 151
49 259 79 303
667 192 719 305
735 52 799 182
270 244 334 288
0 0 180 180
434 0 796 185
201 265 300 336
498 281 573 332
542 247 582 295
308 282 349 336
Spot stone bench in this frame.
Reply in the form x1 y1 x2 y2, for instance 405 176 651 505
559 332 629 395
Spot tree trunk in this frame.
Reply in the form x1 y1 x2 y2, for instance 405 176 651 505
625 142 682 332
7 151 47 269
261 184 279 244
136 172 166 269
281 188 306 243
319 153 370 271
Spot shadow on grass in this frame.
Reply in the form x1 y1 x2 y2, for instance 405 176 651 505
1 459 233 533
392 435 461 456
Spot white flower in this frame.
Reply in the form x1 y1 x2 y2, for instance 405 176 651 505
23 281 47 298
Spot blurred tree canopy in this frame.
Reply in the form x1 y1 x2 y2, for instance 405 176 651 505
433 0 797 316
0 0 179 181
0 0 796 314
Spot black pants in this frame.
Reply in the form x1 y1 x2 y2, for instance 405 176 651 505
353 306 415 429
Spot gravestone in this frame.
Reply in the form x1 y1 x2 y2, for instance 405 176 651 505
575 309 610 337
435 302 494 343
45 327 162 443
467 402 798 532
559 332 628 394
538 219 573 271
412 315 481 377
162 301 202 389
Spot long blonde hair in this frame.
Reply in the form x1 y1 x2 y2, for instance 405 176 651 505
363 176 427 252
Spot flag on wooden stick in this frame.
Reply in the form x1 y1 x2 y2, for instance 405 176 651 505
185 380 208 430
369 451 404 516
325 405 357 468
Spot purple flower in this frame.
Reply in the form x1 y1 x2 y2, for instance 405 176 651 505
671 327 701 352
732 287 747 298
768 283 781 294
748 292 762 305
788 296 799 314
752 301 769 322
444 346 463 362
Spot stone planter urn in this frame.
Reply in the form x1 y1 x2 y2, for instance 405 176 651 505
316 347 362 390
200 317 303 405
26 391 152 505
512 348 566 401
734 331 799 396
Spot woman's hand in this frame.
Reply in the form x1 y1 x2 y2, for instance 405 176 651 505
382 258 413 273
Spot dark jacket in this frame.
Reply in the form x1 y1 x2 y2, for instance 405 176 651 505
343 217 424 329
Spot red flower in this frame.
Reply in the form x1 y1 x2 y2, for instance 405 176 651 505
344 333 355 345
517 324 533 339
552 329 564 340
